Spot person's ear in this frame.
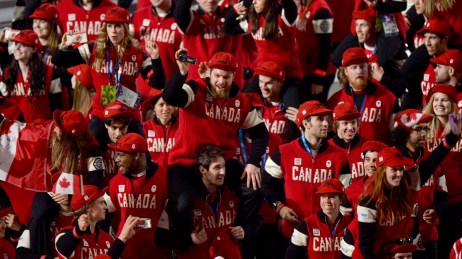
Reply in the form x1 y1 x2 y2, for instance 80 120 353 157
448 66 455 77
199 165 207 175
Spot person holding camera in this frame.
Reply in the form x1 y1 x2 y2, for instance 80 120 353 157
162 49 268 251
55 185 139 259
104 133 168 259
52 6 159 146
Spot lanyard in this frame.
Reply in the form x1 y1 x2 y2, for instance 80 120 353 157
106 47 122 87
238 129 248 163
356 94 367 114
301 135 315 159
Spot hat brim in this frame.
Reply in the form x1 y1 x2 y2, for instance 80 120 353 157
342 57 369 67
141 94 163 115
306 108 333 117
380 157 415 169
87 186 108 205
334 112 361 121
29 14 54 20
254 68 285 81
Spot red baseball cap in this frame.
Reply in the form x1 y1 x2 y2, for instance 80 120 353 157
103 7 130 24
361 140 387 155
395 109 433 130
430 49 462 73
141 92 163 116
29 3 58 21
333 102 361 121
376 147 414 168
68 64 93 89
254 60 286 81
11 30 41 49
104 102 133 120
417 18 451 38
427 83 458 103
108 133 148 153
209 230 242 259
208 52 238 72
71 185 108 211
296 101 332 127
353 8 376 25
316 178 344 195
342 47 369 67
384 243 417 254
0 207 12 218
53 110 88 137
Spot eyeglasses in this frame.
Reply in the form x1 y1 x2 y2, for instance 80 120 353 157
410 126 430 134
393 237 413 245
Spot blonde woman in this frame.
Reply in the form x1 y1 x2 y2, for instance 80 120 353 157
52 6 159 146
422 83 462 258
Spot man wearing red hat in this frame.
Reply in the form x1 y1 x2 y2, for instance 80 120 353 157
328 47 400 144
340 140 387 259
104 133 168 258
263 100 349 240
431 49 462 114
329 102 368 185
101 102 133 186
254 60 298 143
414 18 451 107
55 185 138 259
286 178 351 259
392 109 450 258
56 0 116 42
163 50 268 250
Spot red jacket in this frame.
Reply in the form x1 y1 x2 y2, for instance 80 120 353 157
105 165 168 258
287 211 352 259
249 15 303 79
176 187 240 259
132 6 182 82
56 0 116 42
265 138 349 237
143 117 178 169
0 65 55 122
167 80 258 166
328 82 399 144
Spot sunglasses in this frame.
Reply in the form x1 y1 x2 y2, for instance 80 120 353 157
393 237 413 245
410 126 430 134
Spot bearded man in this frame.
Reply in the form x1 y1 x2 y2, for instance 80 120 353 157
162 49 268 250
328 47 400 144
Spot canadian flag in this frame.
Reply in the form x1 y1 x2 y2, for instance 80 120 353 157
0 119 53 191
52 172 84 195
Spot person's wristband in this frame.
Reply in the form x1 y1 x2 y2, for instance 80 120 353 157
275 203 285 214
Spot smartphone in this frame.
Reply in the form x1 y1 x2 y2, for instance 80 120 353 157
67 32 88 44
135 218 152 229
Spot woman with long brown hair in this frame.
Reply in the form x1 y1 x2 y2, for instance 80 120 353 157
356 125 460 259
52 6 159 146
0 30 61 122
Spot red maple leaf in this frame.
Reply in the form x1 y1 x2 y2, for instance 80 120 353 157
59 177 70 189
